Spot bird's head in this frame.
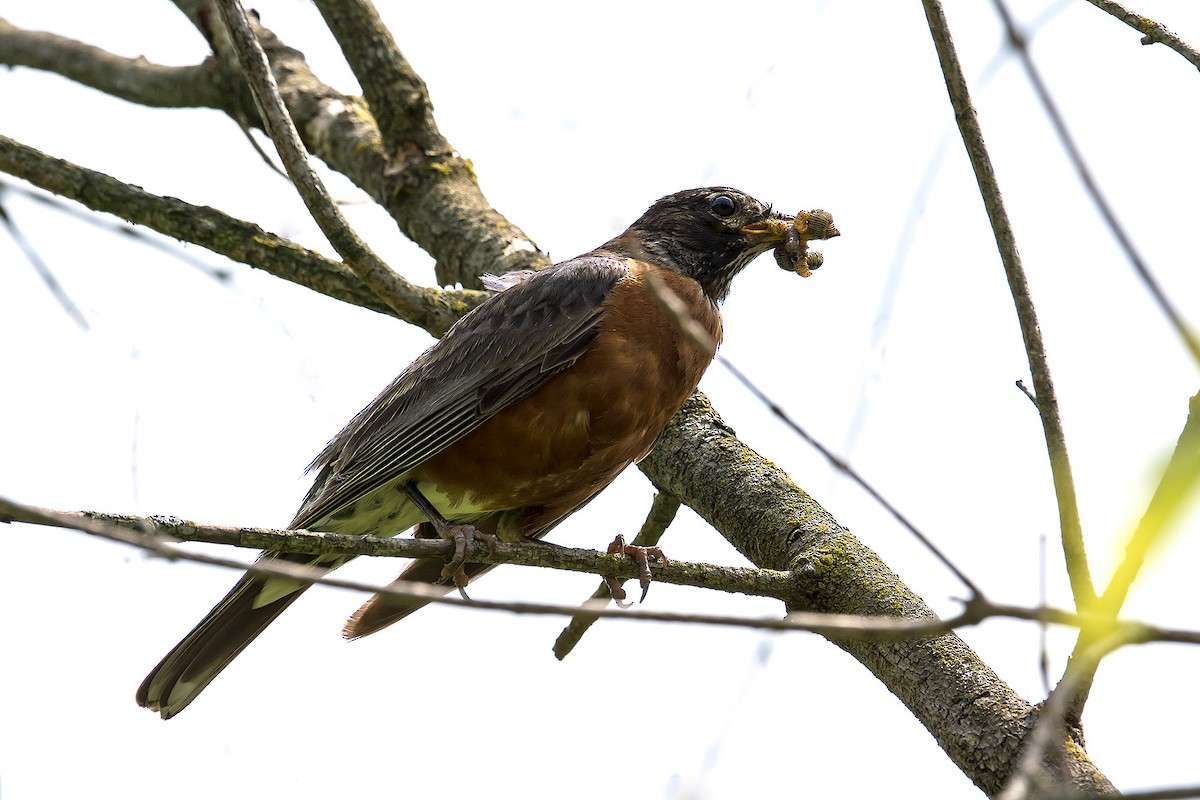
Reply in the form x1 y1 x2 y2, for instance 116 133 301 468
604 187 794 302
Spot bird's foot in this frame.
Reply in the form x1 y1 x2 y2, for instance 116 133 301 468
604 534 668 608
437 523 498 599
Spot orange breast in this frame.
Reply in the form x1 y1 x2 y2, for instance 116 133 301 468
414 260 722 536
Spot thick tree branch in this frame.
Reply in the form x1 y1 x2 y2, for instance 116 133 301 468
638 394 1113 796
0 9 549 290
0 135 485 333
170 0 549 289
920 0 1095 613
309 0 440 159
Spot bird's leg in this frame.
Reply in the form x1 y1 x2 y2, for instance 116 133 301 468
402 482 497 597
604 534 668 607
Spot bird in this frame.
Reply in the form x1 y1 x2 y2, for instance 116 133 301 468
136 187 801 719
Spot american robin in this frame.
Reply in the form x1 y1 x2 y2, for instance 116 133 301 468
137 187 802 719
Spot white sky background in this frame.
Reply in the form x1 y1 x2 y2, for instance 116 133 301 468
1 0 1199 797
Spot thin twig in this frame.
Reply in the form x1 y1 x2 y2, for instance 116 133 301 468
0 12 549 291
991 0 1200 367
1081 0 1200 72
717 354 984 597
1016 379 1038 407
921 0 1095 611
212 0 429 320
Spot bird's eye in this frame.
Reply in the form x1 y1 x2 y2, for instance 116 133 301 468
710 194 737 218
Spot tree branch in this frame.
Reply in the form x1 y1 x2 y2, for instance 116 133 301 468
0 15 226 109
0 134 485 334
6 495 1198 653
213 0 432 323
170 0 549 289
920 0 1095 612
638 393 1113 795
309 0 440 159
1081 0 1200 73
0 495 972 640
989 0 1200 368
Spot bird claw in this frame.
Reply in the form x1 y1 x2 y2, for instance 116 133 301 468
605 534 668 606
436 523 498 597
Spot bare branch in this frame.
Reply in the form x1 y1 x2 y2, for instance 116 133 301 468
6 495 1199 655
170 0 548 289
212 0 438 324
0 495 965 640
920 0 1095 611
990 0 1200 367
0 8 549 291
309 0 440 161
3 499 789 601
1081 0 1200 72
0 15 225 109
638 392 1112 795
0 135 485 334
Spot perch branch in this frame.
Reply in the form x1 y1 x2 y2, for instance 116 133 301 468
4 495 1197 650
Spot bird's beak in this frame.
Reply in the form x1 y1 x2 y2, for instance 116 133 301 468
739 216 792 243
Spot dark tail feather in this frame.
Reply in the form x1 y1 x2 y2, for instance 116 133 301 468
342 558 495 640
136 563 321 719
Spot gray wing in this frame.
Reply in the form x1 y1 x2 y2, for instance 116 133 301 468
291 255 628 530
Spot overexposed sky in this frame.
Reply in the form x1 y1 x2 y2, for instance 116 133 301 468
2 1 1199 797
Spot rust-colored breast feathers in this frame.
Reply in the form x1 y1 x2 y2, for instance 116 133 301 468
415 259 722 534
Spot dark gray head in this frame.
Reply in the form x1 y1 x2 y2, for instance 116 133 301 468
601 187 793 302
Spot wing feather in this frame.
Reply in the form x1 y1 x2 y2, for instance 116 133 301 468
291 256 627 529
